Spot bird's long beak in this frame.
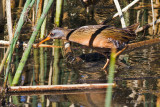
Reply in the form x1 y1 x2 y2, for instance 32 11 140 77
36 36 51 47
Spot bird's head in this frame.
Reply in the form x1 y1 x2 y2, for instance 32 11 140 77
36 29 65 47
49 29 65 39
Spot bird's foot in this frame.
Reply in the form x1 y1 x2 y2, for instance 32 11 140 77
102 67 108 74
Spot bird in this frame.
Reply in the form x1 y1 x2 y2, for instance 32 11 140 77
37 23 139 69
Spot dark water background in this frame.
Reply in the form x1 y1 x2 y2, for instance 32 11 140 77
0 0 160 106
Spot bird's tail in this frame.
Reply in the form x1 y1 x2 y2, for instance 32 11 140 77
126 23 139 31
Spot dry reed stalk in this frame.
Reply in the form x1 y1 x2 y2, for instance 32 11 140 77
0 40 62 48
6 0 13 42
5 83 116 93
113 0 126 28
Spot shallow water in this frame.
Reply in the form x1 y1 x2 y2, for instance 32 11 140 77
1 0 160 107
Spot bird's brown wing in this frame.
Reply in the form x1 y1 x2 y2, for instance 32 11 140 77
68 25 136 49
68 25 111 47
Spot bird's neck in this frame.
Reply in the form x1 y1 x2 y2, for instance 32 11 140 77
61 29 74 40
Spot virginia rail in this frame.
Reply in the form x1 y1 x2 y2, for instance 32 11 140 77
37 23 139 69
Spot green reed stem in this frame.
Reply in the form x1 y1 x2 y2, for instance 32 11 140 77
36 0 40 17
52 0 64 85
40 0 48 38
53 39 61 85
55 0 63 27
39 0 49 85
11 0 54 86
3 0 35 88
105 48 116 107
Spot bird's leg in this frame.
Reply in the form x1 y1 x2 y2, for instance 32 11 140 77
64 41 83 64
94 50 110 70
117 59 128 68
64 41 72 55
115 45 128 57
102 46 127 71
63 41 74 63
114 46 128 68
102 58 110 70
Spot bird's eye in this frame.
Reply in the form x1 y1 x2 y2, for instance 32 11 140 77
51 33 55 36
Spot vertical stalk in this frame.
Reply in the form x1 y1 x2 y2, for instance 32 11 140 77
5 0 13 84
103 0 139 25
39 51 44 85
35 0 43 85
33 0 42 85
2 0 5 19
11 0 54 86
4 0 34 88
44 48 47 79
48 61 53 85
6 0 13 42
40 0 49 38
19 0 24 7
36 0 43 24
39 0 49 84
122 0 130 26
52 40 60 107
151 0 155 33
52 0 63 86
36 0 40 17
10 0 15 9
55 0 63 27
52 40 60 85
32 7 35 26
0 47 9 74
32 64 38 107
33 49 39 81
15 48 19 70
113 0 126 28
33 0 40 85
105 48 116 107
40 0 49 106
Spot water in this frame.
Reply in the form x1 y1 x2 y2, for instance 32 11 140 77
1 0 160 107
